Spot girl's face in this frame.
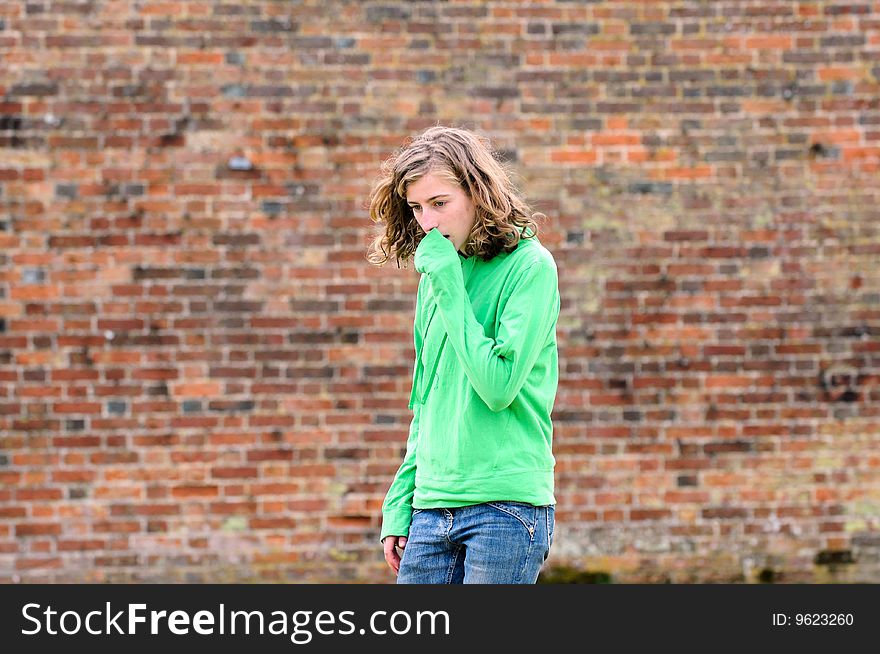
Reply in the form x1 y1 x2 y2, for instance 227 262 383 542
405 172 476 254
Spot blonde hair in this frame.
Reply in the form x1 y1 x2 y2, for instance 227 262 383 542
366 125 544 267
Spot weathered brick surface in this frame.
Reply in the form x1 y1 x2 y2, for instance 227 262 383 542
1 1 879 583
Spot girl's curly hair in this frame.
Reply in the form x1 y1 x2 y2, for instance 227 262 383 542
366 125 545 267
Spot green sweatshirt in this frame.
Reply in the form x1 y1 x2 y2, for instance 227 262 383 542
380 227 560 541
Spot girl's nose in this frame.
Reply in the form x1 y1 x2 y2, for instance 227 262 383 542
420 213 440 233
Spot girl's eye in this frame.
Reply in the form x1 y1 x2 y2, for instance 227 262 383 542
434 201 445 208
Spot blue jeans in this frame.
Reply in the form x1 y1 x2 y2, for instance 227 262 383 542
397 502 555 584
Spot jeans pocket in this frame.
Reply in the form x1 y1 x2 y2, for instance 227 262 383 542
543 505 555 561
486 501 539 537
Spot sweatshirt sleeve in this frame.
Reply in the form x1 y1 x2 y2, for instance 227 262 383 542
379 401 421 542
379 279 425 542
419 229 560 412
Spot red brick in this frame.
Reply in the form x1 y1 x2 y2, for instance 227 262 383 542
170 486 219 499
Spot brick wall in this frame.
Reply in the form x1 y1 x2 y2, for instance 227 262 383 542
1 1 879 583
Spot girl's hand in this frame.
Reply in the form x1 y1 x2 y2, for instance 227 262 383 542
382 535 408 574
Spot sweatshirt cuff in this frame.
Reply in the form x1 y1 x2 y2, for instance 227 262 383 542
380 507 414 543
414 228 459 275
